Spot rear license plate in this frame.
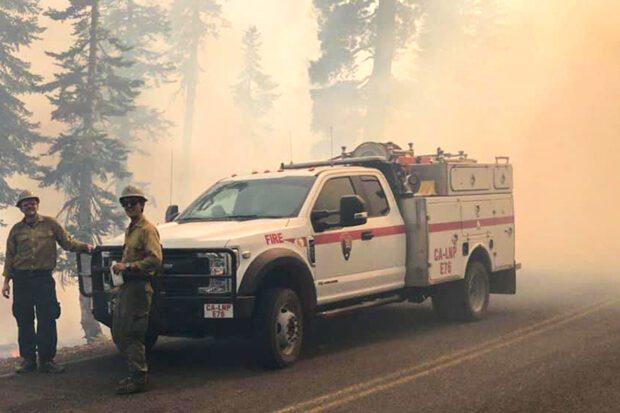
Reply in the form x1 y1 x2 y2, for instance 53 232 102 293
204 303 233 318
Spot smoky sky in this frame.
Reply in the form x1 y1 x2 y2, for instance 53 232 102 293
1 0 619 348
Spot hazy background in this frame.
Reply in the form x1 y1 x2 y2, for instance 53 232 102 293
1 0 619 354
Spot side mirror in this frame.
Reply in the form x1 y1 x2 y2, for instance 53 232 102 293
165 205 179 222
340 195 368 227
310 210 330 232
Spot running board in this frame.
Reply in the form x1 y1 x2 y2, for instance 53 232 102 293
315 295 404 319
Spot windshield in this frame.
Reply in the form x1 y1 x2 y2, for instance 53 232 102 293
177 176 316 221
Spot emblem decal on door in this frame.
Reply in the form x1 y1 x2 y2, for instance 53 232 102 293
341 233 353 261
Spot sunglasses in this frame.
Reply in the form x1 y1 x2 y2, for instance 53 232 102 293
121 199 140 208
20 201 38 208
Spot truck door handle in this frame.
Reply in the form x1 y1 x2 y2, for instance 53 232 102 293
361 231 374 241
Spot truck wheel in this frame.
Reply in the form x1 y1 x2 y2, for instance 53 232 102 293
460 260 490 321
432 260 490 322
254 288 304 369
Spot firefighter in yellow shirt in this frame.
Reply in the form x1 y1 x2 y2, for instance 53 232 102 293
1 190 93 373
111 185 162 395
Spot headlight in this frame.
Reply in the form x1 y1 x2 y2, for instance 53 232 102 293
198 278 232 294
196 252 232 276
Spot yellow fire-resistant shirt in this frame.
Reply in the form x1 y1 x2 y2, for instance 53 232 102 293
2 215 90 278
122 216 162 277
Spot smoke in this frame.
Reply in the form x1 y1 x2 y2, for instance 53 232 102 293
2 0 619 354
387 0 620 275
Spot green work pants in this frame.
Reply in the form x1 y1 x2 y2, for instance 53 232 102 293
111 280 153 382
11 270 60 363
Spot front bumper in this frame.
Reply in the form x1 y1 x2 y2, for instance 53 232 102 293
93 290 256 335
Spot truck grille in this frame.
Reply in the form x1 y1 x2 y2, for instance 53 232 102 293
162 250 210 275
95 247 235 297
158 278 209 297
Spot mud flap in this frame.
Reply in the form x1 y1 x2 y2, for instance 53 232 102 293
490 268 517 294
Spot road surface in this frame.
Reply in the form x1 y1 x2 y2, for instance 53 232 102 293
2 271 619 413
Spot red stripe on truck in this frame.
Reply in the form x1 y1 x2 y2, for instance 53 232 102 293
428 216 514 233
314 224 406 245
311 216 513 244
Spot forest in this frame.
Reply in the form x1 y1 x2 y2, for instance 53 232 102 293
2 0 619 345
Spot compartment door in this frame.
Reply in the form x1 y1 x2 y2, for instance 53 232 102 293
427 200 463 283
492 197 515 269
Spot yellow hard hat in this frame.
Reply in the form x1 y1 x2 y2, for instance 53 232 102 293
15 190 40 207
119 185 147 202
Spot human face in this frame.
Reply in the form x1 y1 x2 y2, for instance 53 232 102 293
19 199 39 218
121 197 144 219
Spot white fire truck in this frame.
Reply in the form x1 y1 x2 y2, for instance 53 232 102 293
77 142 518 368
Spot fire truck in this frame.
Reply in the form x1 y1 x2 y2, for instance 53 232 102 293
77 142 518 368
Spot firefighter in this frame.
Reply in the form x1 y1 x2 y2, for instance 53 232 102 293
111 185 162 395
1 190 93 374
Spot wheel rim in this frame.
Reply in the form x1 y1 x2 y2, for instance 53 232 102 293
468 270 487 313
275 305 300 356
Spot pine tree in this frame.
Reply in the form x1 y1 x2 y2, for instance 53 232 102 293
43 0 142 342
0 0 44 227
169 0 225 203
232 26 278 145
101 0 174 205
309 0 423 154
102 0 173 150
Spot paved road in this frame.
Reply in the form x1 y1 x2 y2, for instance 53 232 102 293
2 272 620 413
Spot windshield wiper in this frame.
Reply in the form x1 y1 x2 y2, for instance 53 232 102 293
176 217 218 223
224 214 284 221
177 215 284 222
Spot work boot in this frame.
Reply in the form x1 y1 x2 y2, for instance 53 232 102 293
39 360 65 374
115 377 147 395
15 358 37 373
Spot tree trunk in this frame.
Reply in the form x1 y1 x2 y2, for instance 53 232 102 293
77 0 103 343
79 292 103 343
365 0 397 140
178 7 200 205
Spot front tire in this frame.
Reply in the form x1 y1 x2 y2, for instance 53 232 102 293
254 288 304 369
432 260 490 321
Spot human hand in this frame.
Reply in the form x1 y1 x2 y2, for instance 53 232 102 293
111 262 126 274
2 279 10 299
86 244 95 254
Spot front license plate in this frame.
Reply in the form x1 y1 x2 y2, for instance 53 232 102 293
204 303 233 318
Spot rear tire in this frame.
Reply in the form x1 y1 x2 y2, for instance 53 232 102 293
432 260 490 321
254 288 304 369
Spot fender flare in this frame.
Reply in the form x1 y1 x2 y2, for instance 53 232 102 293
238 248 317 314
466 244 493 273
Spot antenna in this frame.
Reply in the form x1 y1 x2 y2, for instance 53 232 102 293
289 130 293 164
330 125 334 158
169 146 174 205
